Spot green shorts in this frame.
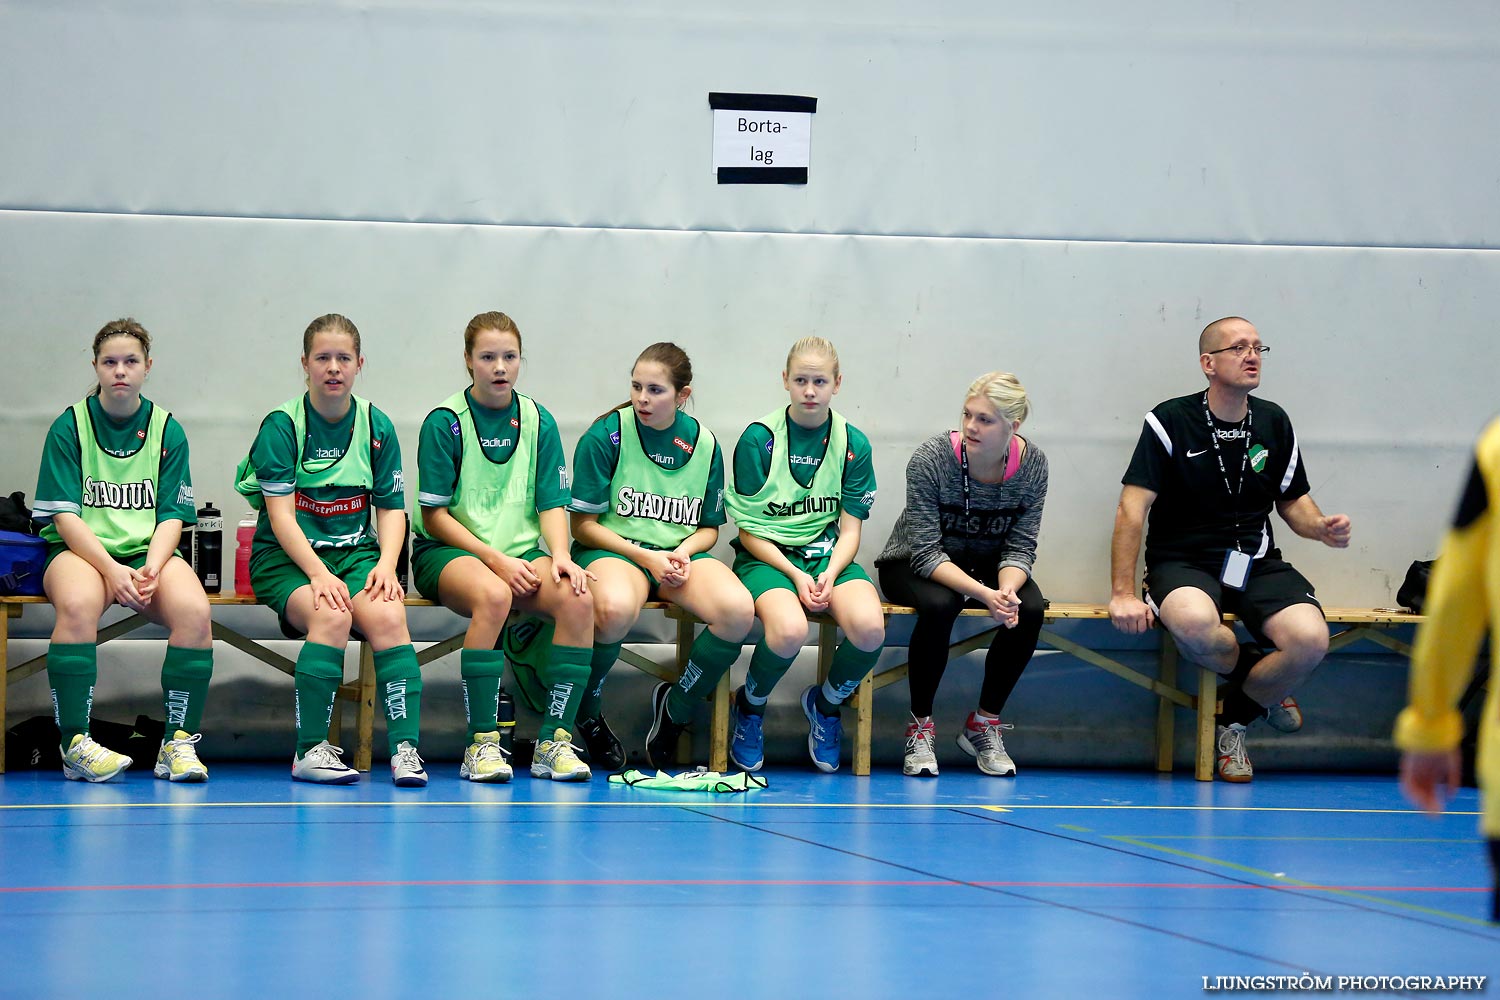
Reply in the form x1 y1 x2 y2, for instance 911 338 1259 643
573 545 718 597
410 540 549 603
731 546 871 602
45 544 158 573
249 543 381 637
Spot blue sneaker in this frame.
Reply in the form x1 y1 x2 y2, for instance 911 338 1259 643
729 689 765 772
800 685 842 773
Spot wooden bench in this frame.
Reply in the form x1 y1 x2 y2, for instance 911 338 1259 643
0 593 682 774
791 603 1422 781
2 594 1421 781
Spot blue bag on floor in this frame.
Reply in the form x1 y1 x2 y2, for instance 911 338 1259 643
0 529 48 596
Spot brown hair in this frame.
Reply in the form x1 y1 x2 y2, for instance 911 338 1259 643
785 336 840 378
594 342 694 425
464 311 522 354
302 313 362 357
89 318 152 396
92 318 152 361
463 311 522 378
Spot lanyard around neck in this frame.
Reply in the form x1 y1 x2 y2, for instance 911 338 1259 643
1202 391 1252 549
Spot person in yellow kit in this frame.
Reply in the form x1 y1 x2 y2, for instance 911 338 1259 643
1395 418 1500 923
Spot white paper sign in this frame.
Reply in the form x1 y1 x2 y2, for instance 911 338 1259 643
712 109 812 171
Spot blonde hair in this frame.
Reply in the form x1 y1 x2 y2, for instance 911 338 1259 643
785 336 840 377
966 371 1031 424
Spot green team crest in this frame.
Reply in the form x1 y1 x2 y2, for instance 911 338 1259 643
1249 444 1269 473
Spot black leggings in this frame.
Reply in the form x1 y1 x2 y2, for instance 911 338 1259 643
878 561 1045 718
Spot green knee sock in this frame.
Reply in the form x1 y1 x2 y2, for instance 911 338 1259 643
374 644 423 753
540 644 592 742
818 641 882 715
742 642 796 715
460 648 506 740
161 645 213 735
294 642 345 755
47 642 97 747
577 640 622 721
667 630 743 722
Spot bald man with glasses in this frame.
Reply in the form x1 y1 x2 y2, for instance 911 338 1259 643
1109 316 1351 782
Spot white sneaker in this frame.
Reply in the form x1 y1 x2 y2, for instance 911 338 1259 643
391 741 428 787
291 740 359 785
1265 695 1303 733
460 732 514 783
153 730 209 782
903 717 939 777
1216 723 1253 782
956 713 1017 776
60 733 132 782
532 728 592 782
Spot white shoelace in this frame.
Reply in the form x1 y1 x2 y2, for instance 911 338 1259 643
74 737 114 768
541 739 584 763
393 745 425 772
905 726 936 759
471 740 509 763
968 722 1014 755
164 733 204 765
1218 727 1249 769
306 743 348 769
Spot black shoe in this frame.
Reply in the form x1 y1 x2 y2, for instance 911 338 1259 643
645 681 688 771
577 714 626 772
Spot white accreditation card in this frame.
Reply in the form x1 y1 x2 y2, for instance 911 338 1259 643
1221 549 1251 591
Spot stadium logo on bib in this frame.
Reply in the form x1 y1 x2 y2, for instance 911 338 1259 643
763 496 838 517
615 486 702 525
82 477 156 511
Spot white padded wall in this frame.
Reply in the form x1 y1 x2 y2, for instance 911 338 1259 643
2 0 1497 607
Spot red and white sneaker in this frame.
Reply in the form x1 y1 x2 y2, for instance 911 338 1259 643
956 712 1017 777
1216 723 1253 782
1265 695 1303 733
902 717 939 777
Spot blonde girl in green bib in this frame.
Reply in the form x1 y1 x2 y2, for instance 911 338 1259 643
34 319 213 782
569 342 754 770
412 311 597 782
726 337 884 773
240 314 423 787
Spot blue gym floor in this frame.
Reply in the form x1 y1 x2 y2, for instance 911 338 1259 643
1 767 1493 998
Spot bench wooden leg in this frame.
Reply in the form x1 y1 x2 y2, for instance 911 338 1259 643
1156 635 1177 773
1196 662 1218 781
853 668 872 777
355 644 375 772
0 605 11 774
329 694 344 748
704 619 730 773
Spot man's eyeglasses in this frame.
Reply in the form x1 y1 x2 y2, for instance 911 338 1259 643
1205 343 1270 358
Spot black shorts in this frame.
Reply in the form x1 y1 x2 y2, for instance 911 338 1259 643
1144 556 1323 648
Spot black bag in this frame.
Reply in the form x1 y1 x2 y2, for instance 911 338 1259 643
1396 559 1434 614
4 714 166 771
0 492 38 536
